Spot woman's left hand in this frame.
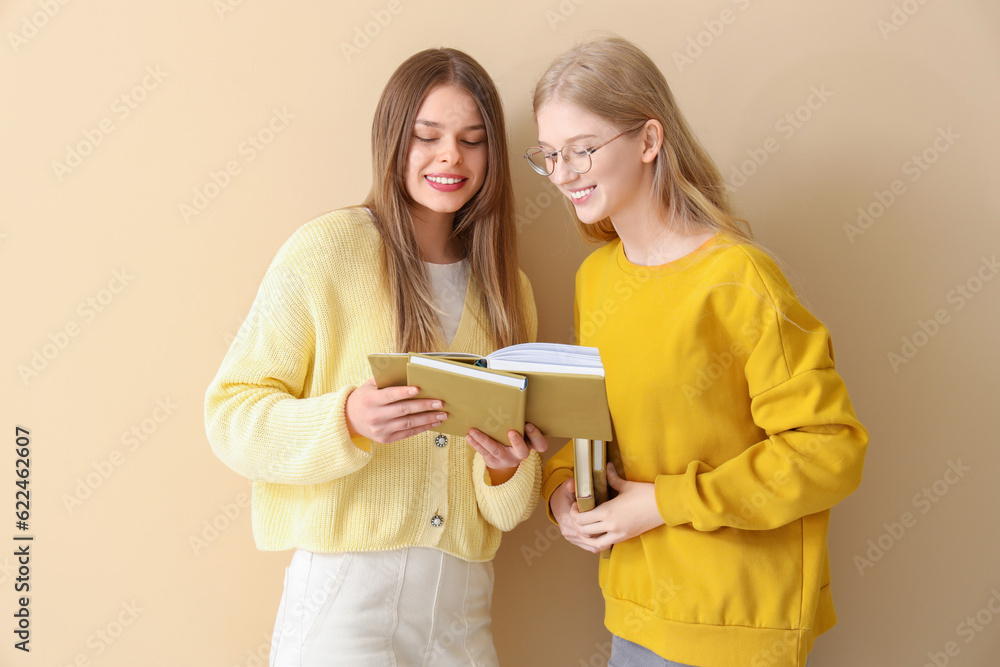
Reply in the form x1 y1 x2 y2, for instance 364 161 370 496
466 423 548 484
572 464 666 550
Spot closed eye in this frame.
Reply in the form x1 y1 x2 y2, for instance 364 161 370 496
414 135 484 147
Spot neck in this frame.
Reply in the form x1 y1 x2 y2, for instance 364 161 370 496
612 207 713 266
410 207 464 264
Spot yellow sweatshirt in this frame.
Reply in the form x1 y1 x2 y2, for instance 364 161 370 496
205 207 540 562
542 235 868 667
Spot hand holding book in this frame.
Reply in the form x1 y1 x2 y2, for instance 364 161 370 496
344 378 450 444
551 462 662 558
465 422 549 485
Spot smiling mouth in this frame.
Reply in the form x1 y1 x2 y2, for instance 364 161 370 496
568 186 595 201
425 175 468 192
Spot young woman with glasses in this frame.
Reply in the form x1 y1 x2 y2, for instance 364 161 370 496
205 47 547 666
526 36 868 667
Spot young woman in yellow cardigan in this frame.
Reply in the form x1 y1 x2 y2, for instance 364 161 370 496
205 48 547 666
525 37 868 667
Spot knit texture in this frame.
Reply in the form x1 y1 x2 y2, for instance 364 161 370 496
206 207 540 561
542 235 868 667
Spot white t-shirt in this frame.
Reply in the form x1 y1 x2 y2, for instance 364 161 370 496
424 258 469 346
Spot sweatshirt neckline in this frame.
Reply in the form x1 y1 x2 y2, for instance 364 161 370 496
615 232 723 276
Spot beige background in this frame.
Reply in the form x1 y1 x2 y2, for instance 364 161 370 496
3 1 999 665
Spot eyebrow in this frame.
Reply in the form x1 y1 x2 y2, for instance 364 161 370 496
416 119 486 132
539 133 598 146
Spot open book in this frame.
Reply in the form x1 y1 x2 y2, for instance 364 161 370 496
369 343 612 444
483 343 605 376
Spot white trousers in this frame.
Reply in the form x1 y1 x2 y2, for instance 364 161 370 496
269 548 499 667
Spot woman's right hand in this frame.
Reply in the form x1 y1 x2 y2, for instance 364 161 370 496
345 379 448 444
550 478 603 552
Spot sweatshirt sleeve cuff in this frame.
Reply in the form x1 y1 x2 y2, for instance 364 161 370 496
654 472 693 527
541 469 574 524
472 451 541 531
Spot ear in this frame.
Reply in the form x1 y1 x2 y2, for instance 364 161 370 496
640 119 664 164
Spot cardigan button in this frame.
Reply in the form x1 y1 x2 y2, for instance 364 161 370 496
435 434 448 448
430 514 444 528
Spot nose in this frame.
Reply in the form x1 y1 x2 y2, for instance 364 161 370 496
436 136 463 165
549 156 577 186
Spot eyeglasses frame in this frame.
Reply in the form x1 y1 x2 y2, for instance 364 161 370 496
523 122 648 176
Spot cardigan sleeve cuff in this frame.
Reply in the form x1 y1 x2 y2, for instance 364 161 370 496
310 384 373 479
472 451 541 531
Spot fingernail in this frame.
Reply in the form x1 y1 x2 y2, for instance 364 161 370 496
433 401 443 409
409 387 419 396
436 413 447 421
526 424 535 432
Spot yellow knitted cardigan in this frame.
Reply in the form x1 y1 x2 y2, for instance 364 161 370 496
205 207 540 561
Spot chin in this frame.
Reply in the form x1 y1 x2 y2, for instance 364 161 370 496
573 209 606 226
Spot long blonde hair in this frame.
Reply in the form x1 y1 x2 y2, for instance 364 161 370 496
364 48 529 352
532 36 752 245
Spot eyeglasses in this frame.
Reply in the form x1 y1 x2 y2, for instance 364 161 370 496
523 123 646 176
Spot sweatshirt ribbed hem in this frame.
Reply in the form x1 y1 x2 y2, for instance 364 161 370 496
605 586 835 667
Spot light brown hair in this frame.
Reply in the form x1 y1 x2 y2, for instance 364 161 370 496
364 48 529 352
532 35 752 244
